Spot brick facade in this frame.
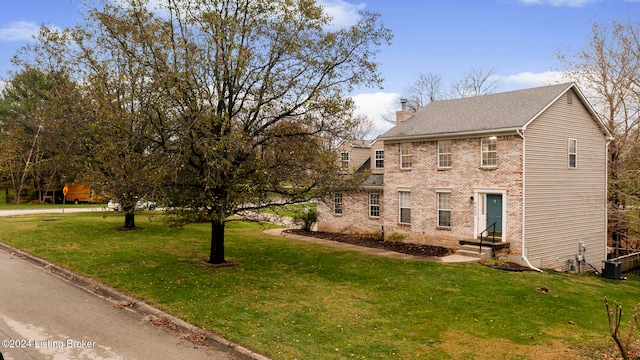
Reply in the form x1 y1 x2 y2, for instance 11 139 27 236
317 84 610 269
317 135 524 252
317 190 384 235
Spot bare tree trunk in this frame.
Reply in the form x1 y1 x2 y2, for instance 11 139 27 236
124 212 136 229
209 219 225 264
15 125 43 205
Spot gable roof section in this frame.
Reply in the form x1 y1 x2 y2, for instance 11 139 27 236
379 82 609 141
337 139 373 149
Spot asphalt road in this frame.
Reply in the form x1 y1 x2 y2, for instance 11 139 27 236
0 209 257 360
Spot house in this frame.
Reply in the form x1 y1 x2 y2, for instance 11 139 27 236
317 82 612 270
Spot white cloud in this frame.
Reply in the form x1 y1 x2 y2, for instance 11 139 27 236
318 0 365 28
352 72 575 137
518 0 595 7
351 92 400 137
500 71 568 88
0 21 40 42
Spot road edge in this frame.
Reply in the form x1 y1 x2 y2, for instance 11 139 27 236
0 241 270 360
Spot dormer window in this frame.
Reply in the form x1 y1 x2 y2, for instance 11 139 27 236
340 152 350 170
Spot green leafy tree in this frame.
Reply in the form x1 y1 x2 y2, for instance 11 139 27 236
17 0 390 263
0 68 82 205
155 0 390 264
14 6 167 227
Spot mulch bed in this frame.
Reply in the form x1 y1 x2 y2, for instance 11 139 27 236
284 229 455 258
480 259 534 272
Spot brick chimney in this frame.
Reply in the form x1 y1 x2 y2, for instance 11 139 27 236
395 98 412 123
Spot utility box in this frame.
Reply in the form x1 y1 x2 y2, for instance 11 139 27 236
602 260 622 280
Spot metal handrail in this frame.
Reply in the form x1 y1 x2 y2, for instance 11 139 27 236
478 222 497 255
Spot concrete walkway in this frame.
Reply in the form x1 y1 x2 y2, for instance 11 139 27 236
264 228 479 263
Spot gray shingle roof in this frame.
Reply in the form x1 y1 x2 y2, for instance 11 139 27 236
379 82 576 140
348 139 373 148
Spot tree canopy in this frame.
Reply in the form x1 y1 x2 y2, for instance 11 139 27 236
10 0 391 263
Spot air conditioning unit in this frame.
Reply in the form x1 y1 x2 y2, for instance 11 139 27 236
602 260 622 280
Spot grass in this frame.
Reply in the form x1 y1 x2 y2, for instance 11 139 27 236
260 202 316 218
0 212 638 359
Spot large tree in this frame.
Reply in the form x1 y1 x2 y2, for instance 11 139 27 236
449 67 499 98
21 0 390 263
403 72 443 112
400 68 499 116
154 0 390 264
0 68 82 204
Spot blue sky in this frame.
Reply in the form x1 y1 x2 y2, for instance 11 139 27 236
1 0 639 134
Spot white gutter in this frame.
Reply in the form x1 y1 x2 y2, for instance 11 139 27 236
379 127 522 143
605 139 612 264
516 128 543 272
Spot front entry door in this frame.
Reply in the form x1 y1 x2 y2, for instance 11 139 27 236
486 194 502 235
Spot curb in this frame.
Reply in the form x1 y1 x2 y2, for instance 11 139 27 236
0 242 270 360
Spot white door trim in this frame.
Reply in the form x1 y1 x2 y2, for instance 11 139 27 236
473 188 507 242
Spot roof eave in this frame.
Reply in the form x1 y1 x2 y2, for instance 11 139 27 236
379 127 523 143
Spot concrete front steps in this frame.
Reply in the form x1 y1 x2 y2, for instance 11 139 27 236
455 239 510 260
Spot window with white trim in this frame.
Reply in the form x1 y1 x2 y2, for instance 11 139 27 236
568 138 577 168
400 143 412 169
340 152 350 170
437 190 451 228
369 193 380 217
334 192 343 214
481 137 497 167
399 191 411 224
375 150 384 169
438 140 452 168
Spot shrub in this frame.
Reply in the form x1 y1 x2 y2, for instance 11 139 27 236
385 232 407 243
292 207 317 232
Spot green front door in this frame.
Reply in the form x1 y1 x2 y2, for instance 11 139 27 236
486 194 502 235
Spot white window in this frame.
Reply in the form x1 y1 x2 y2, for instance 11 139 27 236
369 193 380 217
437 191 451 228
375 150 384 169
438 140 452 168
399 191 411 224
568 138 577 168
400 143 412 169
340 152 350 170
334 193 343 214
481 137 497 167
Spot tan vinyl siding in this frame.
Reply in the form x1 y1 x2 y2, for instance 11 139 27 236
524 90 607 269
336 142 371 172
370 140 385 174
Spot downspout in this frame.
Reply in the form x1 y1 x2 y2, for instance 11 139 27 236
605 139 612 263
517 128 543 272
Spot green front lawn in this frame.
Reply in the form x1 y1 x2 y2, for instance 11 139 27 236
0 212 635 359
